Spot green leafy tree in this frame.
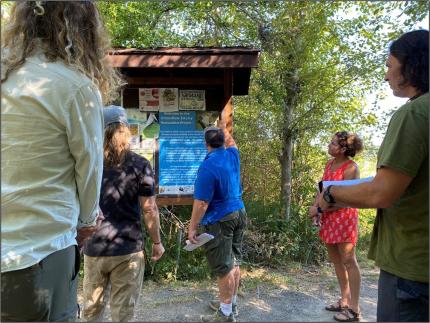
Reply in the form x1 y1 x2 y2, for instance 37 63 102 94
244 1 426 220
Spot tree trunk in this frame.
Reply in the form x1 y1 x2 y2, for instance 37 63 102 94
280 133 294 221
257 18 302 221
280 70 299 221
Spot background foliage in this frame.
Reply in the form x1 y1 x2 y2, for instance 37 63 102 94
2 1 427 280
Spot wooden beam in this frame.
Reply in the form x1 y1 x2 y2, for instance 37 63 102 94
156 196 194 206
222 70 234 134
124 76 224 87
108 51 260 69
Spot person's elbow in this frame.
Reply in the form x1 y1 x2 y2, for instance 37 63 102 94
371 194 395 209
194 199 209 211
369 185 404 209
370 167 412 209
143 200 158 217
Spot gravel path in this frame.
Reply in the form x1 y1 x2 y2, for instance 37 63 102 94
77 266 379 322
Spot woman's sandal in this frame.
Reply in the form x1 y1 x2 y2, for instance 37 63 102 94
325 299 349 312
334 308 361 322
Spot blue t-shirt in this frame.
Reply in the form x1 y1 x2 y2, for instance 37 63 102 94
194 147 245 225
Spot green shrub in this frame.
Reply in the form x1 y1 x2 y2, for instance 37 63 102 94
242 201 327 267
142 205 211 281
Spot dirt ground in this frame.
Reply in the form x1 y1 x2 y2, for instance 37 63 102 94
77 264 379 322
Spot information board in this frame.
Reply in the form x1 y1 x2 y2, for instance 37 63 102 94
158 111 207 195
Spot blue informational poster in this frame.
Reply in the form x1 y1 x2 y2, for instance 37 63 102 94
159 111 207 195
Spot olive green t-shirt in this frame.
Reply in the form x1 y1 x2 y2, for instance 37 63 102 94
368 93 429 283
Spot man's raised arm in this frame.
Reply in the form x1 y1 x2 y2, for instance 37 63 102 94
217 119 237 148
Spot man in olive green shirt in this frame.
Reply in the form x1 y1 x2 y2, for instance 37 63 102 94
318 30 428 322
368 92 428 284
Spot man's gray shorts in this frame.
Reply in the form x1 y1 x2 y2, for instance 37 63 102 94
202 208 247 277
1 245 80 321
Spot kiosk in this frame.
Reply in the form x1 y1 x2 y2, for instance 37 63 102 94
107 47 260 206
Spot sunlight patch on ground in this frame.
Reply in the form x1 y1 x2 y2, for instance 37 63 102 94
248 299 272 312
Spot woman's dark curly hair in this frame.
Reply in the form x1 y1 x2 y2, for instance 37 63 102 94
389 30 429 95
335 131 363 158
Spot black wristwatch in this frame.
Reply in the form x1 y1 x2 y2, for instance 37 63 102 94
323 185 336 204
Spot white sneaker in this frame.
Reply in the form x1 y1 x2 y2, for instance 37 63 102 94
209 300 239 316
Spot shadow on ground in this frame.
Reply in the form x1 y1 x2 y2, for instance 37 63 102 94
77 268 378 322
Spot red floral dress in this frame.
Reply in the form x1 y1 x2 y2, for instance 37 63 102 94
319 159 358 245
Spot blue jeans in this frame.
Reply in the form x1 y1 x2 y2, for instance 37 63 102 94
377 269 429 322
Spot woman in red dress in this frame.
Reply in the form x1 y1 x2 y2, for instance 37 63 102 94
310 131 363 322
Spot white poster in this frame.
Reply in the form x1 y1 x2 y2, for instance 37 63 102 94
139 88 159 111
159 88 179 112
179 90 206 111
127 108 148 124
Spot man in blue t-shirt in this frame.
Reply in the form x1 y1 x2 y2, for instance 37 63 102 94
188 122 247 322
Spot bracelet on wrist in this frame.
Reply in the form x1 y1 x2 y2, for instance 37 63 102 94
153 241 161 245
323 185 336 204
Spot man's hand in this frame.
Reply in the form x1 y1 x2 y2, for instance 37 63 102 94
188 225 199 244
309 205 318 218
96 210 105 226
309 205 323 226
76 226 97 248
317 188 349 211
217 119 227 129
151 243 165 262
317 190 331 212
188 199 209 244
76 210 104 248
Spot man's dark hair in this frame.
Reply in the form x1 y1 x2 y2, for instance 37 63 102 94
204 127 224 148
389 29 429 94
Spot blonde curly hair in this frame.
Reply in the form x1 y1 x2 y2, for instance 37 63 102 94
1 1 124 104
